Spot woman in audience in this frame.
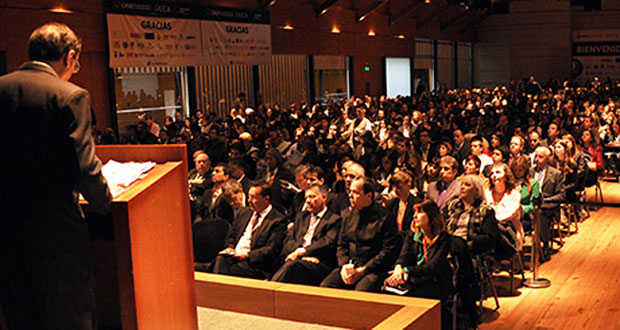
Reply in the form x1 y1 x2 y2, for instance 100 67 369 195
374 149 398 192
581 129 604 175
421 159 440 196
437 140 453 158
485 163 524 249
463 155 482 176
384 200 454 301
483 145 510 177
510 155 540 230
552 139 579 202
490 130 505 150
445 174 498 255
384 170 420 236
603 118 620 144
562 133 591 172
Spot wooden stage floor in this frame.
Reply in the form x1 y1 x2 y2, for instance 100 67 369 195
479 181 620 329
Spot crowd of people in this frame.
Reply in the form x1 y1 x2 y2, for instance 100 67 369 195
97 75 620 328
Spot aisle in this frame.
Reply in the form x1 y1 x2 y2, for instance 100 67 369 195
479 183 620 329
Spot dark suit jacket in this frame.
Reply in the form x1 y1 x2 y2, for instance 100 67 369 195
238 175 251 196
0 62 111 324
289 190 306 218
225 206 288 276
281 210 341 268
385 194 420 235
537 166 564 208
188 168 212 198
453 142 471 164
200 188 234 223
268 166 295 213
337 202 399 274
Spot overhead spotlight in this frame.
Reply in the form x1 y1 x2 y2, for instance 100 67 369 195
426 0 431 3
331 26 341 34
395 34 405 39
267 0 278 6
50 6 72 13
368 30 376 37
281 24 294 30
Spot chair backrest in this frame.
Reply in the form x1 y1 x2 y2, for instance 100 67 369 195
192 219 230 263
448 235 476 288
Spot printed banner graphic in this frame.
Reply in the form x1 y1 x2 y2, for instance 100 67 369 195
201 21 271 65
108 14 202 68
572 30 620 81
107 13 271 68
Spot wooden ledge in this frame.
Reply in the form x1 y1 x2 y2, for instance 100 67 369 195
195 272 440 329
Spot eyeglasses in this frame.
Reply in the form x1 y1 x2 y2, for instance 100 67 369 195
73 56 81 73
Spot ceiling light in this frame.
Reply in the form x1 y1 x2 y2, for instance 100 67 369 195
50 6 72 13
281 24 294 30
396 34 405 39
368 30 376 36
331 26 341 34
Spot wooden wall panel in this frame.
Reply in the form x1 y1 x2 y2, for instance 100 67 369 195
195 64 253 117
258 54 308 106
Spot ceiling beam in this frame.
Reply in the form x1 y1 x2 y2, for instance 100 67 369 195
389 1 425 26
460 8 489 33
416 6 452 30
356 0 388 23
440 9 471 31
315 0 341 16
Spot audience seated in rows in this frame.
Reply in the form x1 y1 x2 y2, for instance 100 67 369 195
101 76 620 328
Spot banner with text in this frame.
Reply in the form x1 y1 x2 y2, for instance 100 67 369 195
107 14 202 68
107 10 271 68
201 20 271 65
572 30 620 81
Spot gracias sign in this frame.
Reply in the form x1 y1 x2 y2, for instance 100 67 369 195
106 2 271 68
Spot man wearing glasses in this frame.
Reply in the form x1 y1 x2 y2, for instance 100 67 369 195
0 23 111 329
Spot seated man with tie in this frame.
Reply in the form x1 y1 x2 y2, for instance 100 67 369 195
213 180 288 279
533 146 564 261
271 184 341 285
320 177 399 292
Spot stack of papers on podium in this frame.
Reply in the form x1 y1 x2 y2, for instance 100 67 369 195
102 160 156 197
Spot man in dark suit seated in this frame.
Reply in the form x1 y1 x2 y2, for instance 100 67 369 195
320 177 399 292
272 184 341 285
189 151 212 220
198 163 234 223
533 146 564 262
213 180 288 279
333 161 366 214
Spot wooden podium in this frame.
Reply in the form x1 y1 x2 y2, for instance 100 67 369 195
87 145 197 330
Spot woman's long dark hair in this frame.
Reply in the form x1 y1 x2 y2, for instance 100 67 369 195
412 199 445 239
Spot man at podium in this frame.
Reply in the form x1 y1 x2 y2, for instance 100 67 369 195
0 23 111 330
